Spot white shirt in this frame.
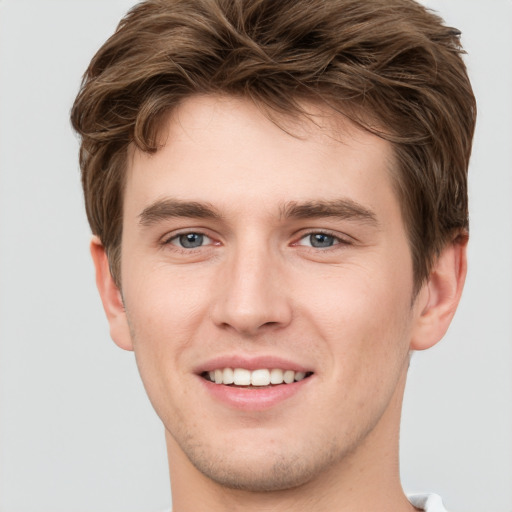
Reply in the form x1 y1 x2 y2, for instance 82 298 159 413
162 492 449 512
408 493 449 511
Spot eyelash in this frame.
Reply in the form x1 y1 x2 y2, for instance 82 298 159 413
161 229 352 251
293 230 352 249
162 231 217 251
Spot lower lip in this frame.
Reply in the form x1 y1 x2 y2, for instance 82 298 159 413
198 376 312 411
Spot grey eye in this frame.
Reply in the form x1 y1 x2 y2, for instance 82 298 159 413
309 233 336 248
176 233 205 248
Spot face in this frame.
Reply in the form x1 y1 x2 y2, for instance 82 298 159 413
115 95 424 491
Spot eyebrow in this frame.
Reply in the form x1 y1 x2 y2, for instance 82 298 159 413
138 197 378 227
280 199 378 226
139 199 222 226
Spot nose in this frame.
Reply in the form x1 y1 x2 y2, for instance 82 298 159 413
211 244 293 336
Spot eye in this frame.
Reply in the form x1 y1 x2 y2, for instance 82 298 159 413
296 232 344 248
169 232 213 249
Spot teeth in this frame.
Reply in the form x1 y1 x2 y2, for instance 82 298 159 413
205 368 310 386
223 367 234 384
251 369 270 386
283 370 295 384
270 368 284 384
233 368 251 386
294 371 306 381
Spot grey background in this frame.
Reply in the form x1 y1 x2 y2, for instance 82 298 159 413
0 1 510 511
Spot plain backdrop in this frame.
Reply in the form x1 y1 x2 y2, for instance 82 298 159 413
0 1 511 511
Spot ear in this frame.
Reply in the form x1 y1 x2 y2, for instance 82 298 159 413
90 236 134 351
410 235 468 351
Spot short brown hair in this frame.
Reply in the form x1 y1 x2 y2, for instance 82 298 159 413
71 0 476 289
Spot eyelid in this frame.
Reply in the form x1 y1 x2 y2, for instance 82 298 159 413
159 227 353 250
296 228 354 243
161 228 219 247
171 233 212 247
293 229 353 247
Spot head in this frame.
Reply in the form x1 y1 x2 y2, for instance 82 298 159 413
71 0 475 501
71 0 475 294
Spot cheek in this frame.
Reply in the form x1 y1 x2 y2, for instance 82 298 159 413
123 259 210 328
299 260 414 368
122 284 195 424
121 264 217 388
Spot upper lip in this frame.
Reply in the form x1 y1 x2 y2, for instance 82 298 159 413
194 354 313 374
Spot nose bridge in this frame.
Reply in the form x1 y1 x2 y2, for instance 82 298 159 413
212 235 292 335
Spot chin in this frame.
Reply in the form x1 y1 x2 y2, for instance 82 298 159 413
180 435 342 493
195 456 317 492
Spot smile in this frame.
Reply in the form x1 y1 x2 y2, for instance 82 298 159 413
202 368 313 387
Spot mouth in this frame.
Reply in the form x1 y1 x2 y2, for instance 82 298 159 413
201 368 314 388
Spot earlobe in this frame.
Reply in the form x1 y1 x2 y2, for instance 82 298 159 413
90 236 134 351
410 235 468 351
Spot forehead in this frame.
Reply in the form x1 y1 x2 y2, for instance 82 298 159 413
124 95 398 221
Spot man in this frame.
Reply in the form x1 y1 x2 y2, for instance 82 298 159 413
71 0 476 510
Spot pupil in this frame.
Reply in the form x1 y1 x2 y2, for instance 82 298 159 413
180 233 203 248
310 233 334 248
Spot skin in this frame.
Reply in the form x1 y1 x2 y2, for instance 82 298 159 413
92 95 467 512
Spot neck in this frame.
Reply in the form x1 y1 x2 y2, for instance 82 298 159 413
167 368 418 512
